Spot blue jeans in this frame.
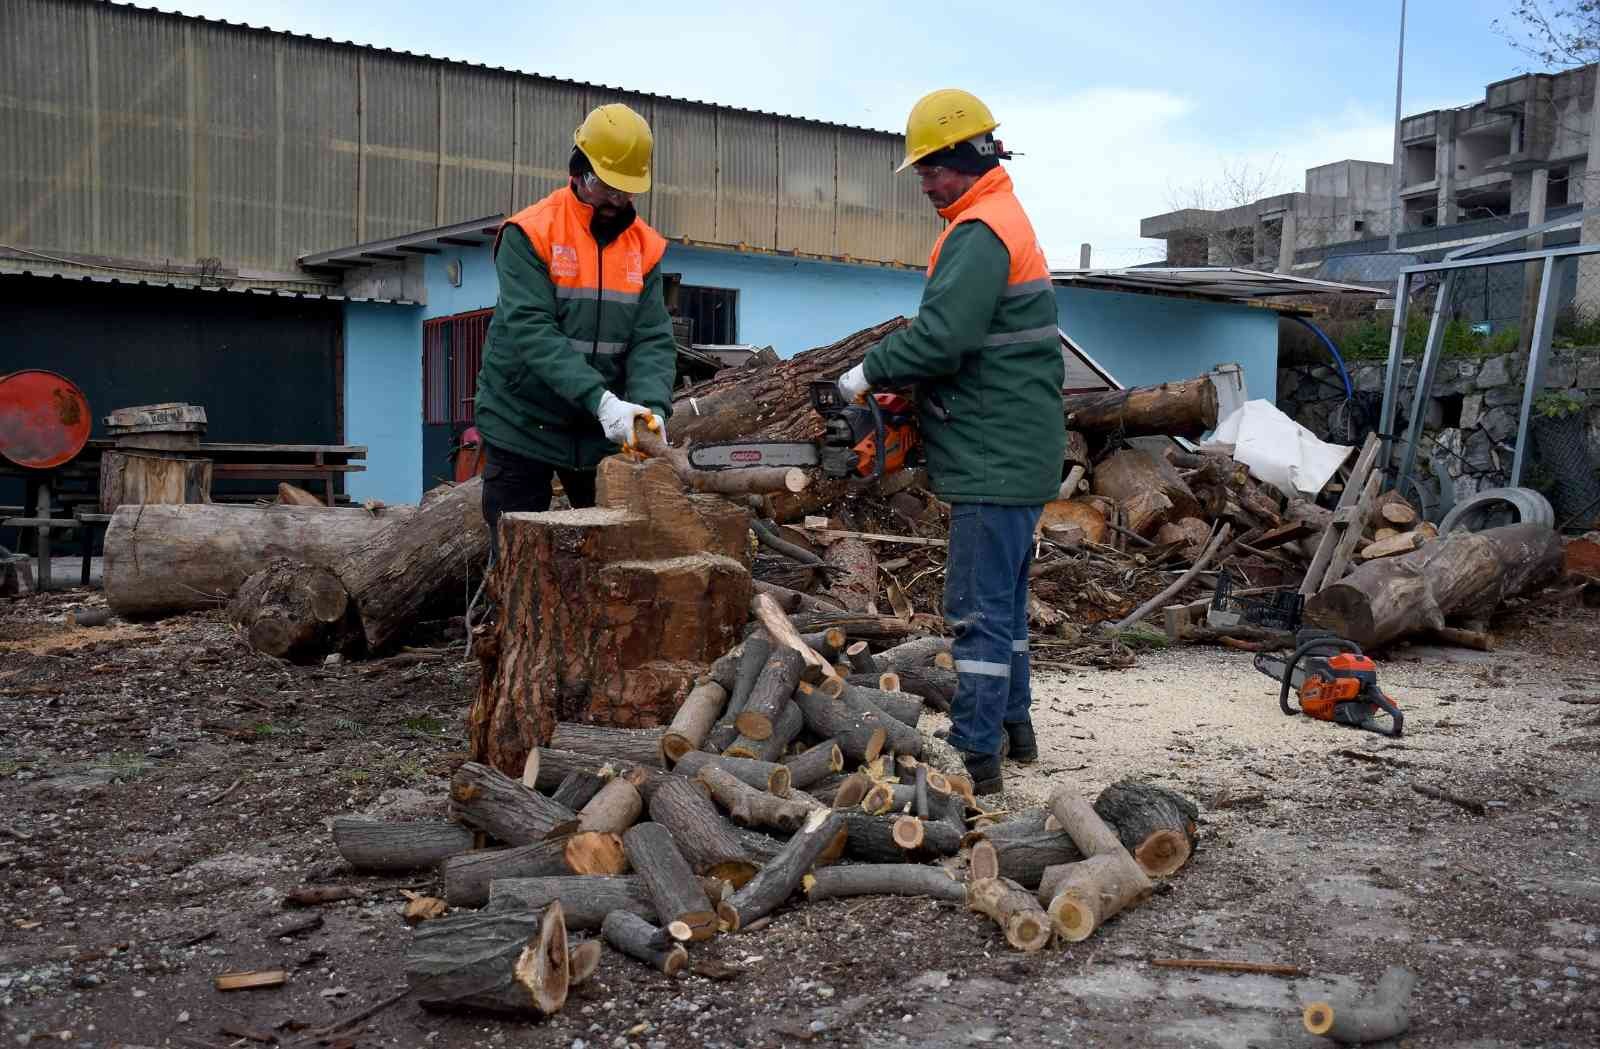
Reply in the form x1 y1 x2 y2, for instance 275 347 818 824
943 503 1042 757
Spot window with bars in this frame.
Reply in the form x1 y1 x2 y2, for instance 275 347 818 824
421 309 493 425
675 284 738 345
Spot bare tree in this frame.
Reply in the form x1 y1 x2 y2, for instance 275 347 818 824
1162 158 1297 267
1495 1 1600 69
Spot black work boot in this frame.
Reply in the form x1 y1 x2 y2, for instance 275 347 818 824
961 751 1003 796
1004 721 1038 764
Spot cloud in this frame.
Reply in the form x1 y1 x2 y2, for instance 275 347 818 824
994 90 1396 268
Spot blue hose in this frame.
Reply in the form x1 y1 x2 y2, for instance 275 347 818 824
1291 316 1353 400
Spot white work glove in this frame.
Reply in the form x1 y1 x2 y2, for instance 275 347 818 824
837 363 870 403
597 390 655 446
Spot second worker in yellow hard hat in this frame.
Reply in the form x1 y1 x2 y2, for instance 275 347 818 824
837 89 1066 795
473 103 678 559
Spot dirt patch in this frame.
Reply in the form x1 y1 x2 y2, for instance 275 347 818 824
1 589 1597 1048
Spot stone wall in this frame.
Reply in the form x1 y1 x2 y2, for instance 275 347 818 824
1277 348 1600 504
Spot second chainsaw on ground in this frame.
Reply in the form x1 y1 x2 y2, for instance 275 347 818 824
686 380 922 482
1254 630 1404 738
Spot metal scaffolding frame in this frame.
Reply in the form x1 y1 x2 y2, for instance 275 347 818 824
1377 208 1600 496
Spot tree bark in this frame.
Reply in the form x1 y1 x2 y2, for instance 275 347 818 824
331 817 473 873
450 762 579 846
601 910 689 976
645 777 760 888
969 821 1085 890
551 724 666 768
228 560 354 662
549 771 607 813
884 666 956 712
442 833 627 908
1062 375 1218 439
870 636 953 674
724 810 849 932
576 778 643 835
1037 853 1153 942
1092 448 1201 523
696 765 822 834
622 822 717 942
731 648 805 742
485 875 654 930
670 751 792 796
1093 781 1199 878
788 610 925 643
848 685 922 730
802 864 965 903
1302 965 1415 1044
793 682 887 766
781 741 844 789
966 877 1052 953
706 632 771 753
520 748 623 794
405 905 568 1016
659 681 727 767
835 811 958 863
1305 523 1565 649
822 538 878 613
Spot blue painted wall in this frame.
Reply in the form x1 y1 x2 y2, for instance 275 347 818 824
344 302 423 505
1054 287 1279 404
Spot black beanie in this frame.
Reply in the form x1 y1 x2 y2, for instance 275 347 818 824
919 133 1002 175
568 145 594 179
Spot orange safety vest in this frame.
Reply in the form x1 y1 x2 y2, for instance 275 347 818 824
501 186 667 309
927 167 1051 293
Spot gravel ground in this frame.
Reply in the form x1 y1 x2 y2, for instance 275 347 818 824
1 588 1597 1048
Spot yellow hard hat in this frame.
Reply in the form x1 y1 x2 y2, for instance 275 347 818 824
896 89 999 173
575 103 653 194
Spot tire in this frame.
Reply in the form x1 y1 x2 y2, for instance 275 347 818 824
1436 486 1555 535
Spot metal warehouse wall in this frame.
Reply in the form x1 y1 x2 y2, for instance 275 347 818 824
0 0 943 274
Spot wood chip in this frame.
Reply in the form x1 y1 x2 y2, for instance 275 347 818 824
214 969 287 991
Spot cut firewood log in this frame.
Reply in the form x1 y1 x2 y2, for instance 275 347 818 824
849 685 922 729
803 864 966 903
622 822 717 942
550 771 608 812
822 537 878 613
670 751 792 796
970 839 1001 881
836 687 922 758
793 682 888 766
707 643 743 694
567 939 602 987
521 748 626 794
1358 530 1427 561
966 877 1052 953
706 632 771 752
731 648 805 742
1093 448 1201 522
646 777 760 888
331 818 473 873
1306 523 1564 649
781 741 844 789
1062 376 1219 439
601 910 688 976
102 501 419 620
620 764 671 803
870 636 953 674
836 811 959 863
968 820 1086 890
1375 490 1419 529
1042 785 1154 941
882 666 956 713
826 772 873 810
450 763 580 846
486 875 654 929
659 681 727 767
696 765 823 834
406 905 568 1016
442 833 626 908
752 579 843 615
1371 526 1400 543
576 778 643 835
728 701 802 762
550 724 665 769
1156 517 1213 557
1302 964 1415 1044
787 609 924 643
631 418 809 497
275 482 325 507
228 560 355 662
724 810 848 932
1039 497 1109 546
1093 780 1199 878
845 641 877 675
810 626 849 665
1120 489 1174 538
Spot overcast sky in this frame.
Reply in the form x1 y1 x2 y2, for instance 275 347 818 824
156 0 1541 266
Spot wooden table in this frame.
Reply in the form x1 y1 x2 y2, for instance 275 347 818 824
192 443 367 507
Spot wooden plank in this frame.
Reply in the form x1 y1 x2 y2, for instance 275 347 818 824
1249 521 1315 551
198 443 366 456
800 527 947 549
1321 471 1382 589
211 464 366 475
214 969 286 991
1299 433 1378 597
104 402 208 429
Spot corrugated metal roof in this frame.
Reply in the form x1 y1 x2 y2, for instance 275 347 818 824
112 1 903 137
1051 267 1384 302
0 265 416 305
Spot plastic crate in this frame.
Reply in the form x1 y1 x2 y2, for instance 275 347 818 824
1206 570 1304 632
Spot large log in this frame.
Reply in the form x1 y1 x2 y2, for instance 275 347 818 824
330 818 473 873
450 762 579 845
227 559 355 662
646 777 760 887
103 502 414 619
406 906 569 1016
1062 376 1218 439
550 724 666 768
1092 448 1200 524
1305 523 1565 649
822 537 878 613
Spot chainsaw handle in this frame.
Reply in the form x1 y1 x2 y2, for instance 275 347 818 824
1278 636 1363 717
1368 690 1404 738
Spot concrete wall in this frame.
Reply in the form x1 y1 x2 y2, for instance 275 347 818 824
1054 286 1279 405
343 302 424 506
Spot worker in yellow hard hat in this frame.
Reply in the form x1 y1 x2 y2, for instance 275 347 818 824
474 103 677 559
837 89 1065 795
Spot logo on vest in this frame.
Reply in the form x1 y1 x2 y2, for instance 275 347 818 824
625 251 643 286
551 244 579 278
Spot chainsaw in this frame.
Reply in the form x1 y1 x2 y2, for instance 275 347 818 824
686 380 924 482
1254 631 1404 738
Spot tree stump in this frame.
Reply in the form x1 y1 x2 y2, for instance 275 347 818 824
470 457 753 777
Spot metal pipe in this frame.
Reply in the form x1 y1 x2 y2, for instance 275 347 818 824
1388 0 1407 252
1289 316 1353 399
1401 239 1600 275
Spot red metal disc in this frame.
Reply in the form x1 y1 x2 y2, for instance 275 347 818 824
0 370 93 470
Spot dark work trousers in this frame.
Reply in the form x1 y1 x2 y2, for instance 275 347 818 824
942 502 1043 757
480 442 597 563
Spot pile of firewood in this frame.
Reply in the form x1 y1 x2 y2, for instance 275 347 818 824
329 594 1200 1018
